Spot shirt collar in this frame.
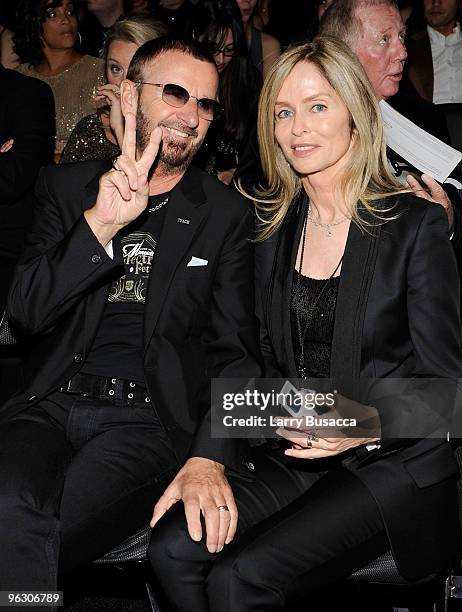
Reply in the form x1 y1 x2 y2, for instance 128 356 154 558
427 21 461 44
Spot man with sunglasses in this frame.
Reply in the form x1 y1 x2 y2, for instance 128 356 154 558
1 37 261 593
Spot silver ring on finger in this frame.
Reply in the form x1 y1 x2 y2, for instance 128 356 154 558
307 431 319 442
305 432 317 448
217 505 229 513
112 156 121 171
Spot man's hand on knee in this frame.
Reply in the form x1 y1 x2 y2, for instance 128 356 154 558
150 456 238 553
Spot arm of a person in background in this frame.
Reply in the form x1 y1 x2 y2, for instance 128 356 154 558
0 74 55 205
404 172 462 253
386 94 459 232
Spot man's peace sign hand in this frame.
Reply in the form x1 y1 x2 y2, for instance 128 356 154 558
84 111 162 246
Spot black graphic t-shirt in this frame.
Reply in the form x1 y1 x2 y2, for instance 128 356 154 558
81 193 169 381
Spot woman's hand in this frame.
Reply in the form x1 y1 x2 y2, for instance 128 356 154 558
95 84 125 147
275 427 378 459
274 392 381 459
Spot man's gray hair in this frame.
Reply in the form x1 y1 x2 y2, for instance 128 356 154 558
319 0 399 49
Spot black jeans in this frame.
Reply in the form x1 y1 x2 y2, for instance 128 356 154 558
0 387 179 592
148 448 389 612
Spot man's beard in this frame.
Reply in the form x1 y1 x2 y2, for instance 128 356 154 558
136 106 203 175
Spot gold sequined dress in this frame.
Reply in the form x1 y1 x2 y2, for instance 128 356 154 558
60 112 120 164
16 55 105 157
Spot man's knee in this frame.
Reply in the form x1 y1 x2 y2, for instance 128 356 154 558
0 492 28 529
148 508 209 569
0 490 58 542
207 543 276 595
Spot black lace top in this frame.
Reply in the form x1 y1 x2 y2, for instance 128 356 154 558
290 271 340 378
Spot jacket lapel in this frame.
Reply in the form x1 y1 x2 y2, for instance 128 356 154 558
143 167 209 350
270 193 308 377
330 209 381 397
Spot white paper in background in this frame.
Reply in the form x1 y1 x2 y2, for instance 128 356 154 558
379 100 462 184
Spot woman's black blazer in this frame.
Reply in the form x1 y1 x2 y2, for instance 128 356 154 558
254 192 462 580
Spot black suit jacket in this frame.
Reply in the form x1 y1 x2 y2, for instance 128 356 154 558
388 89 450 142
255 193 462 580
0 66 55 306
4 161 262 474
405 29 434 103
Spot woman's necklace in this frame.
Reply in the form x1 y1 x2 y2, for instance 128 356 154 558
307 208 349 238
295 207 343 380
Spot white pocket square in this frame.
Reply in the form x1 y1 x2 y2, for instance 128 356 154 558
187 256 208 267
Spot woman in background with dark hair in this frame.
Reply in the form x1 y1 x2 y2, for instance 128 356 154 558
14 0 104 160
186 0 263 186
236 0 280 78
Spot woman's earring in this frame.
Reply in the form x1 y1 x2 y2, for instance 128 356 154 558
76 31 82 49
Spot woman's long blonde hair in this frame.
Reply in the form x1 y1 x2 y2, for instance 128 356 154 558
245 35 405 240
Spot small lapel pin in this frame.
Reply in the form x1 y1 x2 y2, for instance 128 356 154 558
178 217 190 225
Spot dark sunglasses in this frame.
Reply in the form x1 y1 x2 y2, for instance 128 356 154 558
135 82 222 121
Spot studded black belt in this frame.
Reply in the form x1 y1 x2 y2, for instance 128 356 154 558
59 372 151 404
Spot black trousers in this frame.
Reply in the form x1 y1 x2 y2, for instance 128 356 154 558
0 387 179 592
148 448 390 612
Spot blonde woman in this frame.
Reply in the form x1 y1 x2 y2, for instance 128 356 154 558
61 14 166 163
148 36 462 611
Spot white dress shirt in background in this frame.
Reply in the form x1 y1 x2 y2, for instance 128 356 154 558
428 22 462 104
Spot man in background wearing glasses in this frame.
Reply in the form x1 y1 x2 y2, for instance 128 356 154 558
1 37 261 593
